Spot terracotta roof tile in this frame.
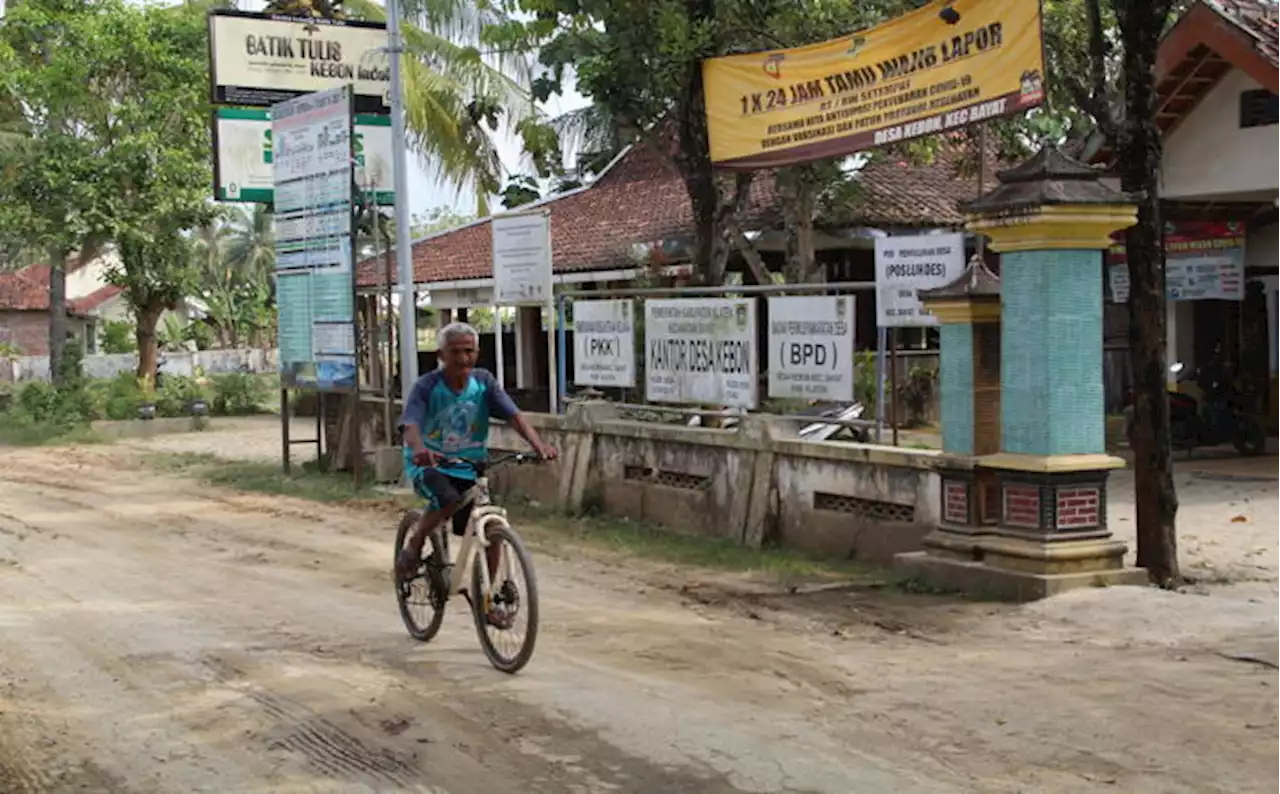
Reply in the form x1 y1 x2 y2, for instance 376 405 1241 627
69 284 124 313
0 264 106 315
0 265 54 311
1209 0 1279 67
357 131 1002 287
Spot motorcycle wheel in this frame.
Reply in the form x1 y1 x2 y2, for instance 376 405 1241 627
1232 419 1267 457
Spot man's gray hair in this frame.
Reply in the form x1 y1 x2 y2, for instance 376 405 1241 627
438 321 479 349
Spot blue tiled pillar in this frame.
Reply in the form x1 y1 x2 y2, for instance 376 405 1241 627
1000 249 1105 456
939 323 975 455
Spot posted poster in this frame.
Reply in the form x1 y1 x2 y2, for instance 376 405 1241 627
767 296 856 402
272 86 357 391
573 300 636 388
645 298 758 408
1108 221 1246 303
875 233 966 326
702 0 1045 168
213 108 393 204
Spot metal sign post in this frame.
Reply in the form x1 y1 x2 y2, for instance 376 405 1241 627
385 0 419 402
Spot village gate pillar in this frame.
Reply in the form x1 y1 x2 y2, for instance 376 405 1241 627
896 148 1148 600
909 255 1004 557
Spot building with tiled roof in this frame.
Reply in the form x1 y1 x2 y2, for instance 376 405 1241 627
1091 0 1278 423
0 254 202 358
355 130 997 293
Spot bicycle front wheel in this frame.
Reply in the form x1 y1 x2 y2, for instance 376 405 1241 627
470 523 539 674
394 510 446 643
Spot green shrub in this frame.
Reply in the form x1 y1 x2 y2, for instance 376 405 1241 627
100 320 137 354
99 372 146 420
154 374 212 418
211 372 268 416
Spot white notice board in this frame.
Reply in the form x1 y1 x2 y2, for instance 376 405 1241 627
491 211 552 305
875 233 965 326
573 299 635 387
644 298 757 408
767 296 855 402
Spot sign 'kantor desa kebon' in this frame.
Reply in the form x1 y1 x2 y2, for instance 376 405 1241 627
702 0 1045 169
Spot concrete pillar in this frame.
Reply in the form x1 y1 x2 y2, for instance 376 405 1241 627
895 148 1148 600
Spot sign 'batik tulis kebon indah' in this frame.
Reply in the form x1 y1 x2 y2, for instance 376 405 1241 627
702 0 1045 169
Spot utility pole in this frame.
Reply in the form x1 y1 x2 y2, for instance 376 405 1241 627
386 0 418 398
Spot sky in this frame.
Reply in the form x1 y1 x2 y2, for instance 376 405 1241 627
118 0 591 217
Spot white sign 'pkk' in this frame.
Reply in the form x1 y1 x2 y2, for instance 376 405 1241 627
767 296 855 402
875 233 965 327
573 300 636 388
645 298 757 409
492 212 552 305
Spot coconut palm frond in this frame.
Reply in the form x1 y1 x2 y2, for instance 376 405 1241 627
549 104 631 174
400 26 530 113
401 56 505 200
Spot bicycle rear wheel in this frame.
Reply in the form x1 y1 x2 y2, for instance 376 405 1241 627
470 523 539 674
394 510 446 642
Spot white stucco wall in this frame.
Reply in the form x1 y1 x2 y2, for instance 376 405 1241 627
1162 69 1280 201
1246 221 1279 269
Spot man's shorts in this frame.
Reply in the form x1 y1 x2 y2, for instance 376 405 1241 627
406 462 477 536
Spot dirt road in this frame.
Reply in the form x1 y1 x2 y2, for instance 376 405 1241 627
0 442 1276 793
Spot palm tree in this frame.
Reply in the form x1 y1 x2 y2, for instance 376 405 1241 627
337 0 537 215
224 204 275 281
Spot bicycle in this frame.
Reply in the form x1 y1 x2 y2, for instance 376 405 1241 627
393 451 542 674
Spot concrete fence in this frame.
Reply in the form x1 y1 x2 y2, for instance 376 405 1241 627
485 402 943 564
6 348 278 382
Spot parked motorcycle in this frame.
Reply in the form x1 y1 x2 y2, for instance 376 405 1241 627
1125 362 1267 457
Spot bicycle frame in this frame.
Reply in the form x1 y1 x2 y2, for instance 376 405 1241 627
425 453 531 601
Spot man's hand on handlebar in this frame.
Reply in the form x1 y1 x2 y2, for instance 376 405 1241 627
411 447 440 467
532 441 558 462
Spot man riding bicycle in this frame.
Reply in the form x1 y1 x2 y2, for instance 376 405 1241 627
395 322 557 586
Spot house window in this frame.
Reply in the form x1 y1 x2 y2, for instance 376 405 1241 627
1239 89 1278 129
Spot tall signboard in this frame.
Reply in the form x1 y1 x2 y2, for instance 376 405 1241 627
875 233 966 327
492 211 553 305
209 10 390 114
702 0 1045 169
491 210 558 407
273 86 358 391
644 298 758 409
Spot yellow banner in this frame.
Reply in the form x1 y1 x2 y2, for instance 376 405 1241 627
702 0 1045 169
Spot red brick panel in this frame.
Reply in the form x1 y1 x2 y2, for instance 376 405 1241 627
943 481 969 525
1003 485 1042 529
0 311 51 356
1055 487 1102 530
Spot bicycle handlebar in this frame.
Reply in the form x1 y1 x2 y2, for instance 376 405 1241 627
433 451 545 471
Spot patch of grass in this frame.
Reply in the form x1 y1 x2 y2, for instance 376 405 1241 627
143 452 398 504
0 412 102 447
142 452 877 584
503 495 879 586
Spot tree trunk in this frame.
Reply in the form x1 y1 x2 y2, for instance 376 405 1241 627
135 304 163 387
675 0 732 286
1115 0 1179 587
778 168 822 285
47 250 68 386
